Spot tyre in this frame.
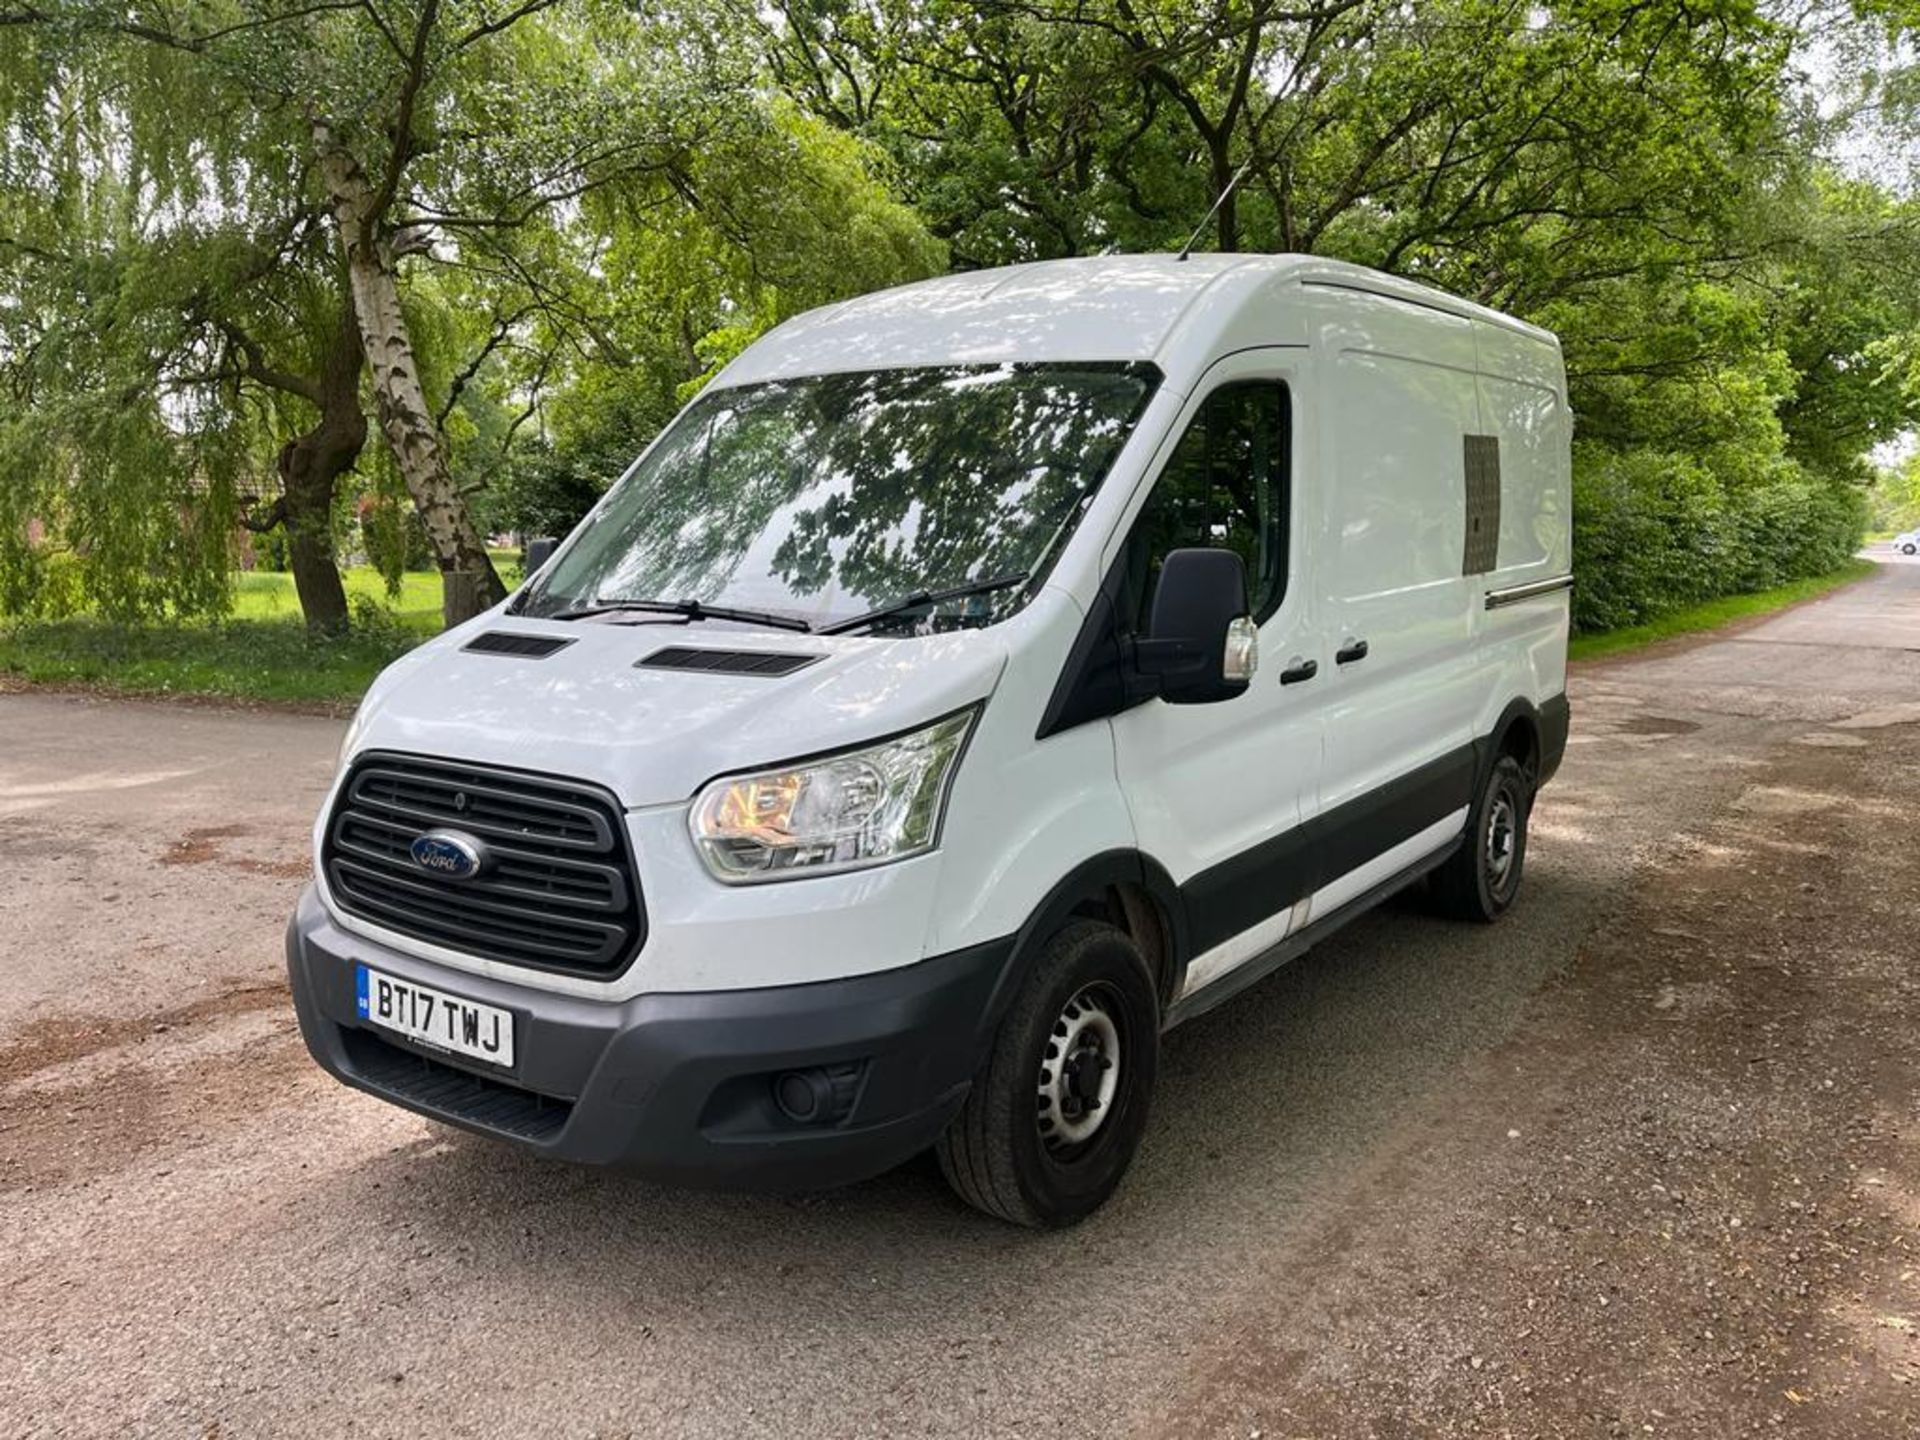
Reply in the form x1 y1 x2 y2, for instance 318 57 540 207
936 921 1160 1227
1903 543 1917 555
1430 753 1532 922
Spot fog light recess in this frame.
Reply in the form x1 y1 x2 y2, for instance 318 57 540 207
771 1062 863 1126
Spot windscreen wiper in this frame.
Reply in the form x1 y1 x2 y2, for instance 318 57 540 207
818 572 1030 636
551 598 814 633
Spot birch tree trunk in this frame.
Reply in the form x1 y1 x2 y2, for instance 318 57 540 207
313 121 506 628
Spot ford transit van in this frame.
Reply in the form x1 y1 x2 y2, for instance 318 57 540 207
288 254 1572 1226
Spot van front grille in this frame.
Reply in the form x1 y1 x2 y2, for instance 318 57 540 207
322 753 645 978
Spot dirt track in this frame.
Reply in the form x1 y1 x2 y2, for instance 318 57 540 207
2 554 1916 1438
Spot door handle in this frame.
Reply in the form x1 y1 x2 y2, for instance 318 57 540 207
1279 657 1318 686
1335 638 1370 665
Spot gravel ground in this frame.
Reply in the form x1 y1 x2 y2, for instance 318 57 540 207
1 552 1915 1438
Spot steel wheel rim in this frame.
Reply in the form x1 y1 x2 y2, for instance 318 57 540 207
1486 791 1518 887
1037 986 1122 1152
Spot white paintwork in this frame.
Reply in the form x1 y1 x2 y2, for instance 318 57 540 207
1108 349 1325 908
1312 287 1484 816
323 253 1572 1005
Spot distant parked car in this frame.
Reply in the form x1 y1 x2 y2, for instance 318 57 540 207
1896 531 1919 556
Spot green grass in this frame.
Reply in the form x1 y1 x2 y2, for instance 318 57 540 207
1568 559 1876 663
0 557 525 708
230 568 446 630
0 613 420 707
229 548 524 629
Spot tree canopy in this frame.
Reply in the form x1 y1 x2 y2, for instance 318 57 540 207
3 0 1918 634
0 0 938 626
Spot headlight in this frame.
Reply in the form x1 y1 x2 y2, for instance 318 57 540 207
689 709 978 883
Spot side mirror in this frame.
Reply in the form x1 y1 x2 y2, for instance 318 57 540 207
1135 548 1258 704
523 536 558 574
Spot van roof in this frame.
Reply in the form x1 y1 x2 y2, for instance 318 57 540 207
713 253 1559 390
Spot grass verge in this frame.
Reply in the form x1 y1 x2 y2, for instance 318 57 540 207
1568 559 1877 663
0 615 421 708
0 561 511 708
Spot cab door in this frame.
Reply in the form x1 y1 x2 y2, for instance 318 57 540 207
1107 350 1326 998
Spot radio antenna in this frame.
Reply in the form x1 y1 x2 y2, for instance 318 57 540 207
1176 157 1256 261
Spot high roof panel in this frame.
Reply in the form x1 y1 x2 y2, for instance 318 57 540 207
711 254 1556 390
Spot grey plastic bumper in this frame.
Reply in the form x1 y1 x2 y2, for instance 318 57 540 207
286 886 1016 1190
1539 693 1571 787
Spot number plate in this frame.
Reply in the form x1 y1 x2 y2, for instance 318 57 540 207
356 965 516 1069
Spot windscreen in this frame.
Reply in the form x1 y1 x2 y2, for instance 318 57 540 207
516 362 1159 631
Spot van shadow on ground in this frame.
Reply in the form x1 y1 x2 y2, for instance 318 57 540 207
332 865 1611 1329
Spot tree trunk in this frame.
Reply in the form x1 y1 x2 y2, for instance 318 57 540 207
279 435 351 635
312 121 507 628
278 296 369 636
1211 137 1239 253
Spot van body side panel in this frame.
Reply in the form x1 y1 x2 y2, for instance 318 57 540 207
1313 290 1484 822
922 594 1144 958
1469 320 1573 730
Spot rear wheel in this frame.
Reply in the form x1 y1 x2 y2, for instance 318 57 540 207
1430 753 1532 922
936 921 1159 1227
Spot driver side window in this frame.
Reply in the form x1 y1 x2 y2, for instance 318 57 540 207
1122 381 1291 632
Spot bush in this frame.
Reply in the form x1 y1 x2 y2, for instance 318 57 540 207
1571 443 1866 632
492 443 615 541
0 546 89 620
250 526 291 572
360 496 433 582
348 590 420 647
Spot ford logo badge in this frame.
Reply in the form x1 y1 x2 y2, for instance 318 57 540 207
410 829 487 881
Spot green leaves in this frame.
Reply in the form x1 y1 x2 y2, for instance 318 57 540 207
2 0 942 623
756 0 1910 632
3 0 1912 635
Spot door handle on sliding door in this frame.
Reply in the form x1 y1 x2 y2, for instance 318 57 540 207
1279 657 1318 686
1335 638 1370 665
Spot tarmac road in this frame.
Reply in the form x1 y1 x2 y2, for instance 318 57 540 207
2 551 1916 1438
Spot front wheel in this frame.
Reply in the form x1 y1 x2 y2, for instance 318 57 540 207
936 921 1159 1227
1430 753 1533 922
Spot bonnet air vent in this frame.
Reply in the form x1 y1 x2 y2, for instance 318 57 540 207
462 632 576 659
637 646 821 678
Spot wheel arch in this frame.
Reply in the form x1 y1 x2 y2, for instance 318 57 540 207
1479 696 1543 791
981 850 1191 1034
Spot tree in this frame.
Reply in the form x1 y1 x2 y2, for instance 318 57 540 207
750 1 1918 629
0 27 371 629
480 95 947 536
7 0 1908 644
749 1 1785 295
0 5 699 624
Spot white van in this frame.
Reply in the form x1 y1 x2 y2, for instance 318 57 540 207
289 254 1572 1226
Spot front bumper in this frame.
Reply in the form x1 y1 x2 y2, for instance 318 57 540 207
286 887 1015 1190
